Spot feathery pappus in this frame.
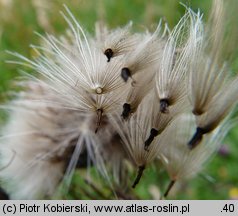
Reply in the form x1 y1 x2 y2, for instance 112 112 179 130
0 0 237 199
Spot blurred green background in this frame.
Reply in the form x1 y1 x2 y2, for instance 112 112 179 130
0 0 238 199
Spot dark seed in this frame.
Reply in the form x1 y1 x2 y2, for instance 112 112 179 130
144 128 159 151
188 127 206 149
160 99 170 113
192 108 204 116
104 48 113 62
163 180 176 198
132 165 145 188
121 103 131 120
95 109 103 133
121 67 131 82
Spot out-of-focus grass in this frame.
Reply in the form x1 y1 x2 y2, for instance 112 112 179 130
0 0 237 199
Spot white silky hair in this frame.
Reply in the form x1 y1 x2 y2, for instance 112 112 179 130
0 1 238 199
96 21 141 58
0 82 120 199
0 91 68 199
188 0 226 115
158 113 228 181
186 0 238 141
109 93 162 168
156 9 203 105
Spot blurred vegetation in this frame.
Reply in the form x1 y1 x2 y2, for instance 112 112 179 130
0 0 238 199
